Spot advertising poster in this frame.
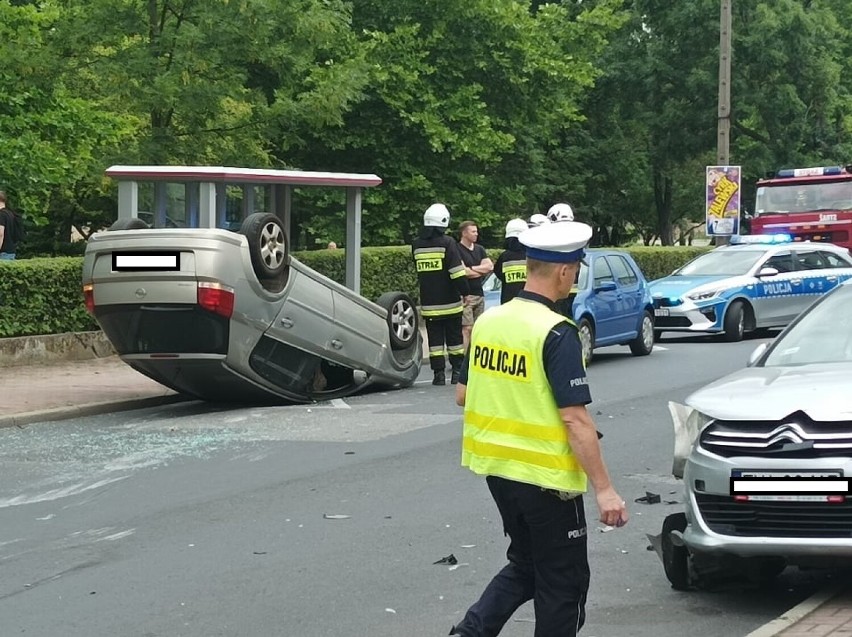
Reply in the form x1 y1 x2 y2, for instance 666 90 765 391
706 165 741 236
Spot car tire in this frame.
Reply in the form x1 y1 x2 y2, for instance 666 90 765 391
239 213 288 281
629 311 654 356
723 301 746 342
377 291 419 351
662 512 691 591
109 218 149 231
577 317 594 367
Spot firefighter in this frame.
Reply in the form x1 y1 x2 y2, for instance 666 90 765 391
412 203 470 385
548 203 580 319
528 213 550 227
547 202 575 223
493 218 529 304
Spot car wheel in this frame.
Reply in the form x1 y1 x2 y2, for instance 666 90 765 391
239 213 288 281
723 301 745 342
376 291 419 350
662 512 691 591
577 317 594 367
109 218 149 231
629 311 654 356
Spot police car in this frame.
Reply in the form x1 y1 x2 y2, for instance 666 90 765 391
649 234 852 341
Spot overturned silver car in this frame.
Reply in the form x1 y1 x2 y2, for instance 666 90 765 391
663 279 852 590
82 167 422 403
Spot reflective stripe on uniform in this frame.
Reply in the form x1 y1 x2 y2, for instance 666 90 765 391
422 300 463 317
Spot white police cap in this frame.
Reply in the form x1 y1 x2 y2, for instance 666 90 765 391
519 221 592 263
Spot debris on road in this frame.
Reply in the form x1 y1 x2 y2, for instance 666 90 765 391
634 491 661 505
433 554 458 565
323 514 351 520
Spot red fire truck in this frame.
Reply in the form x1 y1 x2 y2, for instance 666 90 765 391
751 165 852 249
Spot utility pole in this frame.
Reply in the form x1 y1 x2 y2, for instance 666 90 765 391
715 0 733 245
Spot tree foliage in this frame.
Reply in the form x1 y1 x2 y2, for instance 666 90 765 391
3 0 852 251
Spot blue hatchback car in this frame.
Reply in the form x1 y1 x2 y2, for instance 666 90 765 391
483 249 655 364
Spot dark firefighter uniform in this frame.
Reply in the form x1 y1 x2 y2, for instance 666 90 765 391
412 230 469 383
493 237 526 305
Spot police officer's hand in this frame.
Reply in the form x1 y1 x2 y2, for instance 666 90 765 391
596 487 628 528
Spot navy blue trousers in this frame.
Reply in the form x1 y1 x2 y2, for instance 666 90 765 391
451 476 590 637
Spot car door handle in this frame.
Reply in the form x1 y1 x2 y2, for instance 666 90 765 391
331 339 343 350
827 275 837 281
790 278 802 284
280 317 294 328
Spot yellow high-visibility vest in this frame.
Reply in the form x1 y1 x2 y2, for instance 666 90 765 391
462 298 587 492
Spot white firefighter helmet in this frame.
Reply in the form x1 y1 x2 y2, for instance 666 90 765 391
423 203 450 228
547 203 575 223
528 213 550 227
505 218 529 238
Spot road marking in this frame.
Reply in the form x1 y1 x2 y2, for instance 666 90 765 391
655 346 669 351
330 399 350 409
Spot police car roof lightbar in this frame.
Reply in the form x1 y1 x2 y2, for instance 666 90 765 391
729 233 793 245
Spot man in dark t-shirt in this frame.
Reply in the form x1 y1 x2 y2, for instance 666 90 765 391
457 220 493 348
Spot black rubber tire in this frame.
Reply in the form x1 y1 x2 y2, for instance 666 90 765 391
629 311 655 356
239 213 288 281
109 218 149 231
723 301 746 342
662 513 691 591
577 317 594 367
376 291 419 350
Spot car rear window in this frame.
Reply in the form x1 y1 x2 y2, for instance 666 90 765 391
96 305 229 355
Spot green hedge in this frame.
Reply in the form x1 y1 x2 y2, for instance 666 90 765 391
0 257 99 337
0 245 709 338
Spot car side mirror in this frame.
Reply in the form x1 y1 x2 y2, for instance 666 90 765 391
747 342 768 367
595 280 618 292
757 267 779 278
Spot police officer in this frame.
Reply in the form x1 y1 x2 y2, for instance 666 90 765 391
451 221 628 637
493 218 528 304
412 203 470 385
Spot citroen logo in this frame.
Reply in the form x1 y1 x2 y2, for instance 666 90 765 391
135 288 147 299
766 422 808 446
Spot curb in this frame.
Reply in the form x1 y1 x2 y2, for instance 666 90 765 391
0 394 189 429
744 584 845 637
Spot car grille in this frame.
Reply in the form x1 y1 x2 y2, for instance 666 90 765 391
695 493 852 538
700 416 852 458
654 316 692 328
654 298 683 308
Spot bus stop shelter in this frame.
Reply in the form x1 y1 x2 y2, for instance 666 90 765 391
105 165 383 294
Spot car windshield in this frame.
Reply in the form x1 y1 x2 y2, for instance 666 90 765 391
763 284 852 366
675 249 765 277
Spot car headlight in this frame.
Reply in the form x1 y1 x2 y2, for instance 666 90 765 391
687 288 720 301
670 403 714 479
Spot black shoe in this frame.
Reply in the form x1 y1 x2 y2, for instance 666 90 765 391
432 371 446 386
450 369 460 384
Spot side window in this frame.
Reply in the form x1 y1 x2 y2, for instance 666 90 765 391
607 255 639 286
762 252 793 273
593 257 615 287
793 250 827 271
818 250 852 268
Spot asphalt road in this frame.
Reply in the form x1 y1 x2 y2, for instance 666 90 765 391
0 332 841 636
